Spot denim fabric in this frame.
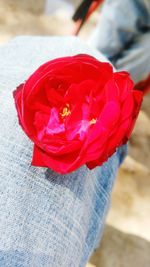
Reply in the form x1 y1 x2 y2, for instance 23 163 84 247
89 0 150 83
0 36 127 267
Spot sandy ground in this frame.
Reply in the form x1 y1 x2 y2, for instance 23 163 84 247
0 1 150 266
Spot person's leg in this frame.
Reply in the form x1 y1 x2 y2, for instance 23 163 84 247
0 36 127 267
88 0 150 82
88 0 147 58
114 32 150 83
0 143 127 267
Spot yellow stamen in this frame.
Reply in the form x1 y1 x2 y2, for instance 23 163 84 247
90 118 97 125
60 104 71 118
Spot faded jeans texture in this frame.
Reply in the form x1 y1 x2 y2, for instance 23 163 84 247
0 36 127 267
89 0 150 83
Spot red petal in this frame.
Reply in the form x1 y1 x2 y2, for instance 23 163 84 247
32 144 82 174
99 101 120 129
66 103 90 141
13 83 35 137
104 78 119 102
121 93 134 120
114 72 134 102
65 80 96 104
133 90 143 113
13 83 24 126
44 79 64 106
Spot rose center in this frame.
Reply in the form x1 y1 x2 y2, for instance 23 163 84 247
60 104 71 118
90 118 97 125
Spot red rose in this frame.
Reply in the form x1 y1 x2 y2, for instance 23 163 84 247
13 54 143 174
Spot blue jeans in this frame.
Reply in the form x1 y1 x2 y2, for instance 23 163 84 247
89 0 150 83
0 36 127 267
0 146 127 267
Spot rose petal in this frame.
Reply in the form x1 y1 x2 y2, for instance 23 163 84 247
66 103 90 140
46 107 65 135
104 78 119 102
44 79 65 106
121 93 134 121
99 101 120 129
114 72 134 102
65 80 96 104
32 144 82 174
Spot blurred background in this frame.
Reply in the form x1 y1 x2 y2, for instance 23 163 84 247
0 1 150 266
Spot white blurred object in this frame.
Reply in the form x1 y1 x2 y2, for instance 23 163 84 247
44 0 74 16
